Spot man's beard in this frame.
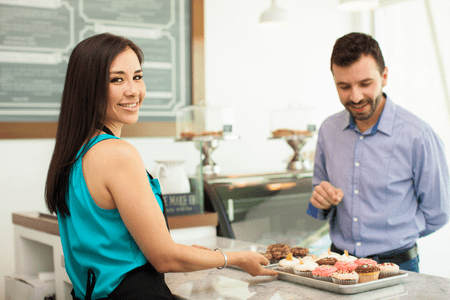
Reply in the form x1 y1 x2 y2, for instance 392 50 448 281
345 92 383 121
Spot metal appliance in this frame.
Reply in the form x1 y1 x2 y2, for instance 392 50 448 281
203 171 329 249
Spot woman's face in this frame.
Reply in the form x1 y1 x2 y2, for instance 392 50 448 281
104 48 146 135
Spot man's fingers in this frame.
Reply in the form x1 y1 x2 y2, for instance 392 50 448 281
321 181 340 198
335 188 344 202
313 182 344 208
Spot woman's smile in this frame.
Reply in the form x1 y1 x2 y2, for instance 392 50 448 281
118 102 139 109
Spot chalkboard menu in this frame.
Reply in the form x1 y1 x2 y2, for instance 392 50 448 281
0 0 191 122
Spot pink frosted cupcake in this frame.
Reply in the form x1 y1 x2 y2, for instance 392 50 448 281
312 265 337 282
332 270 359 285
354 258 377 266
378 262 400 278
334 261 358 272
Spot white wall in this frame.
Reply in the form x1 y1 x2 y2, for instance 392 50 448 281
203 0 350 174
1 0 449 298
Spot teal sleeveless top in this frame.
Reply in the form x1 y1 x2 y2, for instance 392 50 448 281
58 134 165 299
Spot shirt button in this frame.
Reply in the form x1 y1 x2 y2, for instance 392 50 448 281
359 136 364 140
354 190 359 194
356 242 361 247
353 217 358 222
355 162 360 167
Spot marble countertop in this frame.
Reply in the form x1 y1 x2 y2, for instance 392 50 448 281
167 237 450 300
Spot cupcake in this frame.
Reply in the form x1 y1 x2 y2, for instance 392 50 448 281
334 261 358 272
293 260 318 278
312 265 337 282
339 250 358 263
355 264 380 283
354 258 377 266
378 262 400 279
316 257 338 266
318 248 341 259
290 247 309 258
301 254 318 262
264 243 291 264
278 253 300 273
332 270 359 285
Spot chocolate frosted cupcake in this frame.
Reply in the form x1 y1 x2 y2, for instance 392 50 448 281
264 243 291 264
355 264 380 283
290 247 309 258
316 257 338 266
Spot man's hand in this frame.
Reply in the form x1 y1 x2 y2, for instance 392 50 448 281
310 181 343 210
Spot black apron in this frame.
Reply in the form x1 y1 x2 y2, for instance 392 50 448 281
71 127 174 300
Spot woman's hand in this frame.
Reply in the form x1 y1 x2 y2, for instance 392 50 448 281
230 251 278 276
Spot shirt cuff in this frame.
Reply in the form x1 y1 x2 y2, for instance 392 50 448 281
307 202 333 220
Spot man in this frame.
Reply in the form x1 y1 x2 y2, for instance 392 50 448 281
307 32 450 272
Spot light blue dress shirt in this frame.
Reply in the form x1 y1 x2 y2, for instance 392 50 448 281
307 95 450 257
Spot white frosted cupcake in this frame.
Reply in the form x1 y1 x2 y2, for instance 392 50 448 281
293 260 319 278
301 254 318 263
278 254 300 273
378 263 400 278
318 248 341 259
332 270 359 285
339 250 357 263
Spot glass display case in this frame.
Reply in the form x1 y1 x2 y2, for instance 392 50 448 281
203 171 330 251
176 102 234 140
175 102 238 175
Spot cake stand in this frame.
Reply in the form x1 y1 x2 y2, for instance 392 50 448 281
271 134 312 171
176 135 239 176
195 138 220 175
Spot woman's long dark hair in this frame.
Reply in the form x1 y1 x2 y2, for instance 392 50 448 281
45 33 144 216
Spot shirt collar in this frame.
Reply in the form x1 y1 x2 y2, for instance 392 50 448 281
342 93 396 136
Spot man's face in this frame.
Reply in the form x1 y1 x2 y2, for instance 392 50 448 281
332 55 388 122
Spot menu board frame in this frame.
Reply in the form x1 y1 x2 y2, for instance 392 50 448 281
0 0 204 139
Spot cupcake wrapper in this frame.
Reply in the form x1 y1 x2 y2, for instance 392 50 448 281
279 265 296 274
313 275 333 282
357 272 380 283
294 271 313 278
379 270 399 279
332 278 358 285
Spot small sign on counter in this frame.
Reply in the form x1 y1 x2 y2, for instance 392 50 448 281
163 192 203 216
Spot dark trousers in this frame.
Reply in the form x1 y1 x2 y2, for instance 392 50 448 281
72 263 174 300
331 243 420 272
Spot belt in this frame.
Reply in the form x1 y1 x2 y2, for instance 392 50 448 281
331 243 418 265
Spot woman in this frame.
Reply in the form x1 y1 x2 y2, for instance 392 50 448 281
45 33 277 300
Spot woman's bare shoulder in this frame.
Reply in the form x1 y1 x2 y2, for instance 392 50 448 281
85 138 144 168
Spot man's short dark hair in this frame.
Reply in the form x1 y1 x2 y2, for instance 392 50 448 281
330 32 385 74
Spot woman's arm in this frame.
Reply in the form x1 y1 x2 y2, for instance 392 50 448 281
87 139 277 276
